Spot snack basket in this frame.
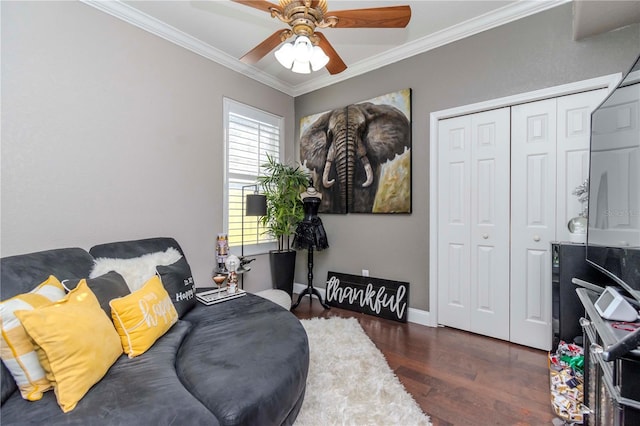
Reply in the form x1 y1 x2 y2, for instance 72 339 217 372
549 341 589 424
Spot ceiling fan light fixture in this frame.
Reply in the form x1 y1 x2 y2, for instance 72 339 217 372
276 35 326 74
291 59 311 74
293 35 313 61
310 45 329 71
275 42 295 68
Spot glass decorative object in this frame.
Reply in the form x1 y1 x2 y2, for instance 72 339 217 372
568 179 589 243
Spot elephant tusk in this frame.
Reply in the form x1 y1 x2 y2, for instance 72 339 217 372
323 143 336 188
361 156 374 187
323 160 335 188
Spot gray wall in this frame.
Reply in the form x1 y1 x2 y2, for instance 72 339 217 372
294 4 640 311
1 1 294 291
3 2 639 311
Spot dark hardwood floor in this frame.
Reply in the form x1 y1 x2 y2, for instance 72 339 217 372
292 297 557 426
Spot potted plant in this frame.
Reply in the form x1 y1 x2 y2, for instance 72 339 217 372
257 154 310 297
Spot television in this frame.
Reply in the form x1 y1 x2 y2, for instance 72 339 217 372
586 52 640 304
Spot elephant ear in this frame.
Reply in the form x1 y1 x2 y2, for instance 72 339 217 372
299 110 334 172
358 102 411 162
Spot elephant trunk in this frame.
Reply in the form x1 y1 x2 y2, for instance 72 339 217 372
341 124 357 211
322 124 352 211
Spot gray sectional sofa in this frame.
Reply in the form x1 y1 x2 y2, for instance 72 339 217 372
0 237 309 425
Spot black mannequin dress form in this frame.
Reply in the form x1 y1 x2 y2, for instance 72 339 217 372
291 196 330 310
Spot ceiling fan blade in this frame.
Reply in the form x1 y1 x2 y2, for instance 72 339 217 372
230 0 280 14
315 32 347 75
325 6 411 28
240 29 290 64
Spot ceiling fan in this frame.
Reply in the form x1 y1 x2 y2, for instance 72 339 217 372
232 0 411 75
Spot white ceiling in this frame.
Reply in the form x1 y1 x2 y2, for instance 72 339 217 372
84 0 572 96
572 0 640 40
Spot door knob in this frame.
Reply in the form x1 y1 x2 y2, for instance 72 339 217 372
482 233 489 239
533 235 541 242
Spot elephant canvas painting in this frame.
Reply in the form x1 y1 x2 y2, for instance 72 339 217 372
299 89 411 214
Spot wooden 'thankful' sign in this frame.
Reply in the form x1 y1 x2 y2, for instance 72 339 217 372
325 271 409 322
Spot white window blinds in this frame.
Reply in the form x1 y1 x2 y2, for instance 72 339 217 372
224 98 282 251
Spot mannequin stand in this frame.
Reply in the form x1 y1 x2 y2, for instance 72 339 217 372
291 246 330 310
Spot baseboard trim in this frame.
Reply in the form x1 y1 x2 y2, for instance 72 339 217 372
293 282 434 327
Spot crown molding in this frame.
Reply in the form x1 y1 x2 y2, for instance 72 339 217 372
289 0 570 96
80 0 295 96
82 0 569 98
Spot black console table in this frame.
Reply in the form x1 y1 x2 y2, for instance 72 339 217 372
577 288 640 425
552 243 611 349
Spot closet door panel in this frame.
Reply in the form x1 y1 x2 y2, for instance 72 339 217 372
556 89 607 242
511 98 557 351
469 108 510 340
438 116 471 331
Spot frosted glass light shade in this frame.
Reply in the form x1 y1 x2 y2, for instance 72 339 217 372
291 60 311 74
310 46 329 71
293 36 313 61
275 42 295 68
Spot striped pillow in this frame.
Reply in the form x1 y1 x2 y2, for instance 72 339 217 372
0 276 65 400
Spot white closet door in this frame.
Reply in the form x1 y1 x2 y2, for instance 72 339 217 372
438 108 510 337
438 115 472 331
556 89 607 242
511 98 557 350
469 108 510 340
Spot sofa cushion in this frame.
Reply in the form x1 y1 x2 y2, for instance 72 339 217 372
62 271 131 317
179 294 309 426
15 281 122 413
0 320 220 425
0 276 65 401
0 247 95 405
110 275 178 358
156 258 196 317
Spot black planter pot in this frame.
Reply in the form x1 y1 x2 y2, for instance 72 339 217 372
269 250 296 297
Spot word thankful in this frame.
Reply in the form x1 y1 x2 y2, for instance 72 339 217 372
326 276 407 320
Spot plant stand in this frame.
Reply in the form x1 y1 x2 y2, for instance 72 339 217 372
291 246 329 310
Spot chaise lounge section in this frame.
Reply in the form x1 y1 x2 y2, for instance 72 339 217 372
0 237 309 425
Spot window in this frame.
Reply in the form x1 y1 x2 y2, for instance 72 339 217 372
224 98 283 254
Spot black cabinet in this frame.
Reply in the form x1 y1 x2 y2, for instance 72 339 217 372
552 243 611 349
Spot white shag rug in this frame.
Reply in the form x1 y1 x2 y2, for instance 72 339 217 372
296 317 431 426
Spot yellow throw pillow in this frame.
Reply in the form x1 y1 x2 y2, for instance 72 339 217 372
0 275 65 401
14 281 122 413
110 275 178 358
